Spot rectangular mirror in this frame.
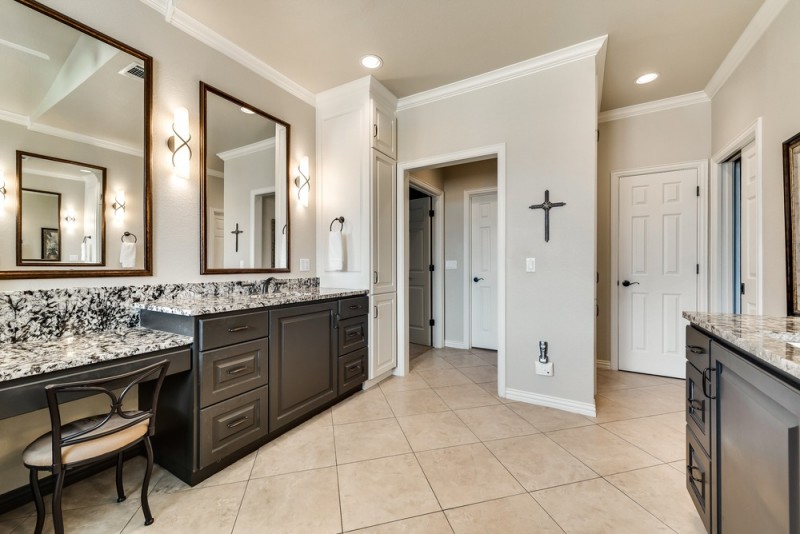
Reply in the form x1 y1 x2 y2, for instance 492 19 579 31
784 131 800 315
17 151 105 265
200 82 290 273
0 0 152 279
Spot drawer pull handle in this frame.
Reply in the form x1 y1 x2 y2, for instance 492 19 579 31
227 416 249 429
347 331 361 338
227 326 249 333
686 465 704 484
347 363 361 373
687 345 705 354
689 399 704 412
702 367 717 399
227 365 249 375
348 304 362 310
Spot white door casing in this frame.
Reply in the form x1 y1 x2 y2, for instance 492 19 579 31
617 167 698 378
470 192 498 350
408 197 432 345
740 141 759 314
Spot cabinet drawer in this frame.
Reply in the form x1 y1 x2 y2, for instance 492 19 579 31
686 362 711 455
199 386 268 468
338 296 369 320
686 326 710 372
339 349 367 394
200 339 268 408
686 426 712 534
338 316 367 354
198 311 268 351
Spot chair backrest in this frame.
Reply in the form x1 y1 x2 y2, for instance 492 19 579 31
44 359 170 468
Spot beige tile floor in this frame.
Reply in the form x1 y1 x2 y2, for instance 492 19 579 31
0 349 705 533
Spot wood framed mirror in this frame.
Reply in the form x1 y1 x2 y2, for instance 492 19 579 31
200 82 290 274
783 131 800 315
0 0 152 279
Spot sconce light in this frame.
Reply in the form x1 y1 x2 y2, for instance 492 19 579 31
167 107 191 179
64 212 76 224
0 171 6 203
294 156 310 208
112 190 126 217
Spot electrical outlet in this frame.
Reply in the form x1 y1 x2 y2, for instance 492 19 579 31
526 258 536 272
299 258 311 271
535 361 554 376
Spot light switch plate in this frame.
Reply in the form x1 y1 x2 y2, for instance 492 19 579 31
299 258 311 271
526 258 536 272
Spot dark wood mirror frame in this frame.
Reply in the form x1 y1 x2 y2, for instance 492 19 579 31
783 131 800 315
0 0 152 280
200 82 291 274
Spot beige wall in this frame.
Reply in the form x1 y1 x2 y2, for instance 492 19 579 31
596 103 711 362
409 168 445 192
711 0 800 316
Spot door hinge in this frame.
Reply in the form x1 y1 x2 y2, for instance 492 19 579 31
696 264 699 275
429 209 435 217
741 283 746 295
429 264 435 272
429 319 435 327
696 186 700 197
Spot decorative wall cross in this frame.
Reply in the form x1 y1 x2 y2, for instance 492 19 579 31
231 223 244 252
528 190 566 242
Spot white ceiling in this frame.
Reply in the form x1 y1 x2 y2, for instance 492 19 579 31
166 0 766 111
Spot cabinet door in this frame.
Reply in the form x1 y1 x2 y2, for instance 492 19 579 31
372 100 396 159
269 302 337 432
372 150 396 294
712 341 800 534
369 293 396 378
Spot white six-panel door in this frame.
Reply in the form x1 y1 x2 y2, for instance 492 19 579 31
740 141 759 315
408 197 432 345
470 193 498 350
618 168 698 378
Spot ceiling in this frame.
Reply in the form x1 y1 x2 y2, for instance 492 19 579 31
167 0 765 111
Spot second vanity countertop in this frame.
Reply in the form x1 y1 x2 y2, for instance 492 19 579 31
684 312 800 381
137 287 369 316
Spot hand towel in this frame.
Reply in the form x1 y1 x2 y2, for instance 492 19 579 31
275 232 286 269
120 242 136 268
328 231 344 271
80 242 87 262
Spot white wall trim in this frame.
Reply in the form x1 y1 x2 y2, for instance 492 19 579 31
463 187 498 352
138 0 316 106
506 388 596 417
709 118 763 314
217 137 275 161
408 177 445 349
397 35 608 112
704 0 789 99
598 92 710 123
595 360 612 370
609 160 710 372
397 144 506 398
444 340 469 350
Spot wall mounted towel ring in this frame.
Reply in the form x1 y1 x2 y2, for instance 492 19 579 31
121 232 138 243
329 216 345 232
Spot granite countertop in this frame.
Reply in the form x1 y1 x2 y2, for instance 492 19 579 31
138 287 369 316
684 312 800 380
0 327 193 383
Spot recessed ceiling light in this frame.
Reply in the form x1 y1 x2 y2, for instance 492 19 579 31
361 54 383 69
240 107 255 114
635 72 659 85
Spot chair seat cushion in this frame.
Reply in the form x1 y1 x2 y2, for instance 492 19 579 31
23 413 149 468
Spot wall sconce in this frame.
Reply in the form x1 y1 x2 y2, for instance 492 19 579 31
64 212 76 225
112 190 126 217
0 171 6 204
294 156 310 208
167 107 191 179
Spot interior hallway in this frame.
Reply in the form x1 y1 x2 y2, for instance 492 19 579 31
0 347 702 533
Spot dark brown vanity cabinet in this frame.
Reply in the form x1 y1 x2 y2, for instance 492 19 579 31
686 326 800 534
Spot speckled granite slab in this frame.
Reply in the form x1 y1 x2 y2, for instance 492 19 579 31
684 312 800 380
139 287 368 316
0 278 319 343
0 327 192 383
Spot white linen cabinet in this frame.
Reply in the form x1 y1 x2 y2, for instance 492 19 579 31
316 76 397 381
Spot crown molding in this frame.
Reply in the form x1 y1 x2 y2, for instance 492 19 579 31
598 91 710 123
397 35 608 112
138 0 316 106
704 0 789 99
216 138 275 161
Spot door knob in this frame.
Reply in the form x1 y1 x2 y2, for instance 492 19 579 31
621 280 639 287
473 277 484 283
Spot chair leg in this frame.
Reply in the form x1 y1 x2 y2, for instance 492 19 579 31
141 437 155 526
29 469 45 534
115 452 126 503
52 469 66 534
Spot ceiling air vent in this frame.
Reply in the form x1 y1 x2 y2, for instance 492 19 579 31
119 62 145 80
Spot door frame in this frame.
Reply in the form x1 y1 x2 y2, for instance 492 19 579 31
609 159 709 371
464 187 499 351
709 117 763 314
397 144 506 396
408 177 444 350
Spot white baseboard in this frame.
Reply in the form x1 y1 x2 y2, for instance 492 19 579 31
445 340 469 350
363 369 393 390
505 388 596 417
595 359 612 370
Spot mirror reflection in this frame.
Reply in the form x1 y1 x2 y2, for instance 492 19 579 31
201 83 289 273
0 0 151 278
18 152 105 265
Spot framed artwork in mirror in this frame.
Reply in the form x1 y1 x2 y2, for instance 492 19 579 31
41 228 60 261
783 131 800 315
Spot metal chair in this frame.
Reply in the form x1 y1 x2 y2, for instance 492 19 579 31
22 360 169 534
